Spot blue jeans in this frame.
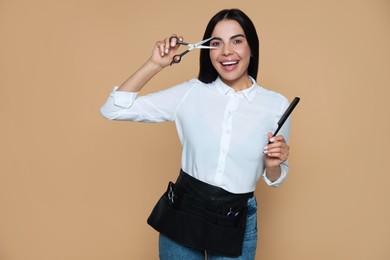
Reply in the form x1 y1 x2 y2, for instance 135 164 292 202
159 196 258 259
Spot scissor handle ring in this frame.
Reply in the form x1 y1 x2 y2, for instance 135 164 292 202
170 50 189 65
169 36 179 43
169 36 187 45
171 55 182 65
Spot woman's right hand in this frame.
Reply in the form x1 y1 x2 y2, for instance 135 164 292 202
149 35 183 68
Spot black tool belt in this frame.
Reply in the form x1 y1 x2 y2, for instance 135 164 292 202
147 169 254 257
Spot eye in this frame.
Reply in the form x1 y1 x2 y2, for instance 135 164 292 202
233 38 243 44
210 40 222 47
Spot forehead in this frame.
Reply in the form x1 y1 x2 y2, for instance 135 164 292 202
211 19 245 37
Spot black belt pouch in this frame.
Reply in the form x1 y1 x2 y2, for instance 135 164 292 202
147 170 253 257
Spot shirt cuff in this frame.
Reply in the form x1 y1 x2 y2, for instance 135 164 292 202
263 164 288 187
112 86 138 108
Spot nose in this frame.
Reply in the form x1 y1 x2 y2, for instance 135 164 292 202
222 43 233 56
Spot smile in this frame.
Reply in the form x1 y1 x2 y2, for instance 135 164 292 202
221 61 239 66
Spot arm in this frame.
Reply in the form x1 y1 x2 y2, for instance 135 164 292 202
263 132 290 182
118 35 183 93
100 35 190 122
262 108 291 186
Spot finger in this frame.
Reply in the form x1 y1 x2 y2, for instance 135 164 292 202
169 35 178 47
157 41 165 57
267 132 273 142
264 146 282 156
264 145 289 157
163 38 168 54
173 55 181 63
265 151 288 162
264 139 285 151
272 135 286 143
270 142 289 151
266 152 282 158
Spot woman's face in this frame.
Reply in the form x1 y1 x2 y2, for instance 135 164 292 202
209 19 252 89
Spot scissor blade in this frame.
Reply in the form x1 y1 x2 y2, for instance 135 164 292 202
194 37 215 48
197 46 217 49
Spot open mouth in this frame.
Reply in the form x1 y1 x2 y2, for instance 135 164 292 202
221 61 239 66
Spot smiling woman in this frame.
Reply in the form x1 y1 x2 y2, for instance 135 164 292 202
209 20 252 91
199 9 259 86
100 8 292 260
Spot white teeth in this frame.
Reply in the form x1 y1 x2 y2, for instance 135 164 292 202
222 61 238 66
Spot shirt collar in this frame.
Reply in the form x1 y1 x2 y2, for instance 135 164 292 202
214 76 259 103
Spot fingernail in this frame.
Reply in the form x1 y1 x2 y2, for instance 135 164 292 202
270 138 275 142
264 146 268 150
165 48 169 54
161 52 164 56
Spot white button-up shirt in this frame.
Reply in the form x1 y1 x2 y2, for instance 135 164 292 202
100 77 291 193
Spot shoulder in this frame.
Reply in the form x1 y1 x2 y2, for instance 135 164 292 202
188 78 212 87
153 78 209 102
185 78 217 93
168 78 206 91
256 84 289 106
156 79 199 95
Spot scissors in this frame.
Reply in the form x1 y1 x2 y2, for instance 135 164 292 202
169 36 216 65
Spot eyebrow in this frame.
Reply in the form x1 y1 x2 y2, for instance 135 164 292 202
211 34 246 41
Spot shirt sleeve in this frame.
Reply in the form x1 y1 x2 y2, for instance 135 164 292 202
262 162 289 187
262 100 291 187
100 81 194 123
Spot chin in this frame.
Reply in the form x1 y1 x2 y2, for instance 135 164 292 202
219 71 246 82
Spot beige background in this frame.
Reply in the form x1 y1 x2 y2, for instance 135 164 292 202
1 0 389 259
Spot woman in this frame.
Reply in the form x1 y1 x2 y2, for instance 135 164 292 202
101 9 291 260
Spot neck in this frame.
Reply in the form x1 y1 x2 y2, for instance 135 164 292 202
221 76 253 92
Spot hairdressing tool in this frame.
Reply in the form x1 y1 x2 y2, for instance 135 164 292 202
169 36 216 65
269 97 300 143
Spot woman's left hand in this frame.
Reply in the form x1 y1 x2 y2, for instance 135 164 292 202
263 132 289 168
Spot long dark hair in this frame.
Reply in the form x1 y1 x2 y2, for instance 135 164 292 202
198 9 260 83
